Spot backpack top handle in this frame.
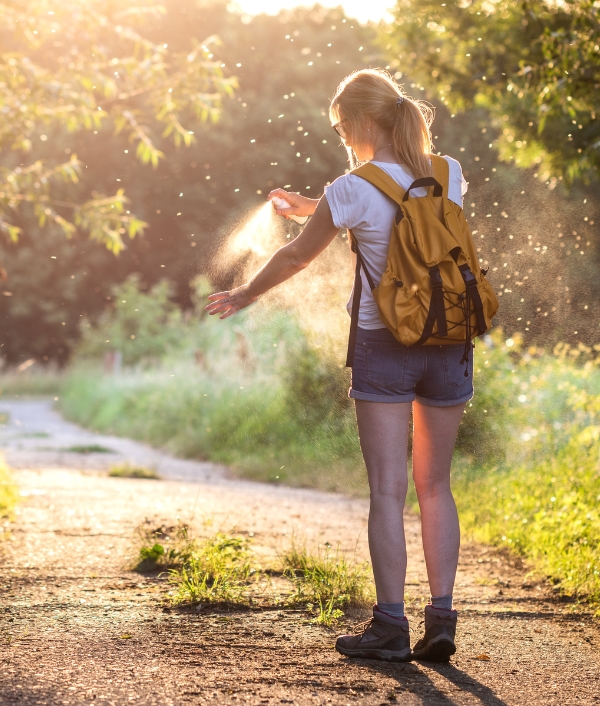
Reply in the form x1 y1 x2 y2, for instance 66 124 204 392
402 177 443 202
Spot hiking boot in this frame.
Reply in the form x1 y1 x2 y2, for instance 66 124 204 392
412 605 457 662
335 606 412 662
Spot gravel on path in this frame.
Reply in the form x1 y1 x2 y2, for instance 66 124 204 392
0 400 599 705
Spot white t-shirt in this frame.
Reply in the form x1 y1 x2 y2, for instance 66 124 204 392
325 156 468 329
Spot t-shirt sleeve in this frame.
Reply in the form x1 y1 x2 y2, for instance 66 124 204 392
443 155 467 208
324 174 361 230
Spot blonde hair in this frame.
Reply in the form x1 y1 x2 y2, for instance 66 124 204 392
330 68 434 180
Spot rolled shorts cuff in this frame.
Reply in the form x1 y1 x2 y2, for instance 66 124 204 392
415 388 474 408
349 388 416 404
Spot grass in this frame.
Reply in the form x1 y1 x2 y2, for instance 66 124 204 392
60 360 366 496
455 437 600 611
56 276 600 612
132 520 197 571
109 464 160 479
447 343 600 613
0 369 63 397
63 444 114 454
169 533 254 606
133 520 256 606
0 455 18 522
282 540 373 625
63 328 600 611
132 519 372 622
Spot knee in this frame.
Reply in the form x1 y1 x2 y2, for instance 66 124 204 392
369 485 407 507
413 476 451 502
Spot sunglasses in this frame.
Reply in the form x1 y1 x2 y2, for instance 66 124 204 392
332 119 349 139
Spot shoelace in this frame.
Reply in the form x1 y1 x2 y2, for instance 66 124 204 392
351 618 374 635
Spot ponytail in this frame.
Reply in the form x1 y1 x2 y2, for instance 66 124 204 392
330 69 434 180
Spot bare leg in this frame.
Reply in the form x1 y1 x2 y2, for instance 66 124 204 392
354 400 412 604
412 401 466 597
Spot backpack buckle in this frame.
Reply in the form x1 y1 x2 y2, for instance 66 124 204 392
429 266 443 288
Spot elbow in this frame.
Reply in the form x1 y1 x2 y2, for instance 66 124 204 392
281 243 311 272
290 256 309 271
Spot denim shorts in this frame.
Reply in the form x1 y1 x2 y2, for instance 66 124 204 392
349 326 474 406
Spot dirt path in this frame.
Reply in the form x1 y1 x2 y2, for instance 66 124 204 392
1 400 599 705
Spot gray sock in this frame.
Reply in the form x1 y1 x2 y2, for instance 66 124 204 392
431 595 453 611
377 601 405 619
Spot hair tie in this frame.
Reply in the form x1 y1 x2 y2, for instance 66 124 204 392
396 96 404 106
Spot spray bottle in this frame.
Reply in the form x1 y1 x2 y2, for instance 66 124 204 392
270 196 308 225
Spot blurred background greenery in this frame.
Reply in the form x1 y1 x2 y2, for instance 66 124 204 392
1 0 598 363
1 0 599 609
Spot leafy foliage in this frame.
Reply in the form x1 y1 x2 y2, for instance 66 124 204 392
383 0 600 183
0 0 235 251
0 0 382 364
76 274 185 365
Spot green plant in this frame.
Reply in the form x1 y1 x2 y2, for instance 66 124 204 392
282 540 372 623
384 0 600 183
282 339 352 432
0 455 18 521
60 299 367 495
0 370 63 397
455 393 600 612
76 276 186 366
133 520 195 571
311 596 345 627
0 0 234 253
63 444 114 454
168 533 254 606
109 464 160 480
61 278 600 612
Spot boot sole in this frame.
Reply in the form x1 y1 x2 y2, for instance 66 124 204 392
335 644 412 663
412 638 456 663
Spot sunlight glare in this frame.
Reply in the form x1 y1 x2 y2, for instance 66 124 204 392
230 0 394 24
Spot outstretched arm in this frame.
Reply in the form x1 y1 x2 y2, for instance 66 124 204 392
206 196 338 319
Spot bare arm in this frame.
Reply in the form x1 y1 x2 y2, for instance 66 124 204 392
206 196 338 319
267 188 319 219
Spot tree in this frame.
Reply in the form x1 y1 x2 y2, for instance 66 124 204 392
0 0 382 363
383 0 600 184
0 0 235 253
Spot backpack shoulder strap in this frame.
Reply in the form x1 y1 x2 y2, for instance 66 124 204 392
350 163 406 205
430 154 449 198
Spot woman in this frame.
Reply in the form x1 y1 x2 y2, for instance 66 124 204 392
206 69 470 663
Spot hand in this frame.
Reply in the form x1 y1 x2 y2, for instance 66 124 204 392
205 285 256 319
268 189 319 219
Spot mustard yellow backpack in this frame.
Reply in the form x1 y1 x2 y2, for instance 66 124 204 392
346 155 499 373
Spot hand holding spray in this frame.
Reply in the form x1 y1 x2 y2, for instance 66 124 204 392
270 196 308 225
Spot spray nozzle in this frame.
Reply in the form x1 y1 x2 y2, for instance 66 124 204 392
270 196 308 225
